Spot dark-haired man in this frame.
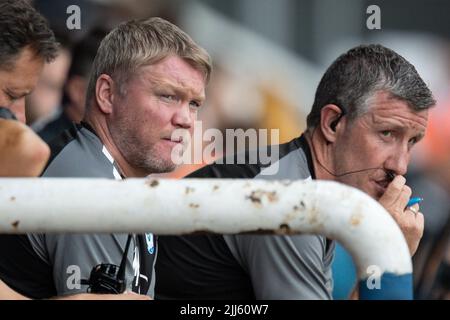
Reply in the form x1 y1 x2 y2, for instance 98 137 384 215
0 0 57 177
156 44 435 299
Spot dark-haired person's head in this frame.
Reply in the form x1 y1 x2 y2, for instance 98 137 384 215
62 27 109 123
0 0 58 123
306 44 435 200
25 31 72 126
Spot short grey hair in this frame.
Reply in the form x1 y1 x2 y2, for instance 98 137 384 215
86 17 212 105
306 44 435 128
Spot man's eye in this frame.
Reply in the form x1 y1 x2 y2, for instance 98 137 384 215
381 130 392 138
189 101 201 108
409 137 418 146
161 95 175 101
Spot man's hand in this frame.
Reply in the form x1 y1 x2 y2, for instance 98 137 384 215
0 119 50 177
378 175 424 256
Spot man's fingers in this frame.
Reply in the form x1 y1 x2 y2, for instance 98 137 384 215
398 185 412 209
416 212 425 235
379 175 406 206
394 205 424 256
407 203 420 214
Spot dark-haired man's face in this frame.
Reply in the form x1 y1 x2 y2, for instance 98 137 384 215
0 47 44 123
331 91 428 200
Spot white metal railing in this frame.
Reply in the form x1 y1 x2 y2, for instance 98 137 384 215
0 178 413 299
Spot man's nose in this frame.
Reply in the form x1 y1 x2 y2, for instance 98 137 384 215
386 147 410 176
172 103 192 129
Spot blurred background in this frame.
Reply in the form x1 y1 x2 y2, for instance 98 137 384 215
28 0 449 299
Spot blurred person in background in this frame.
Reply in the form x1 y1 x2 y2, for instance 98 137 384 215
159 62 304 179
25 32 71 131
38 27 108 143
415 214 450 299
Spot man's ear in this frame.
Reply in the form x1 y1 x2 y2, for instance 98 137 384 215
320 104 344 144
95 74 115 115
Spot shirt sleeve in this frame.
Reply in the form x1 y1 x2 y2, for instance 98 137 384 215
29 233 134 297
224 234 334 299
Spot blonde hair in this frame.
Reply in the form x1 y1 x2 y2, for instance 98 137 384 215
86 17 212 105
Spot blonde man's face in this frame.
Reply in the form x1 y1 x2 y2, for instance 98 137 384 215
109 55 206 175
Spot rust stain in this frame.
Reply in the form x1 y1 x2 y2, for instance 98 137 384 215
213 185 219 191
276 223 291 235
350 213 363 226
146 179 159 187
189 203 200 209
240 229 277 235
185 187 195 195
293 201 306 212
241 224 293 235
246 190 278 207
267 191 278 203
247 191 262 205
11 220 19 228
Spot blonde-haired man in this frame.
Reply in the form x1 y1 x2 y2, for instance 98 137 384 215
0 17 211 299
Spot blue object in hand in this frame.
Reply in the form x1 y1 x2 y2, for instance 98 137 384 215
406 197 423 208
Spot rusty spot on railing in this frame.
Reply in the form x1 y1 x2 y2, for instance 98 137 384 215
246 190 278 206
185 187 195 195
147 179 159 188
277 223 291 234
294 200 306 211
350 213 363 226
240 228 277 235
